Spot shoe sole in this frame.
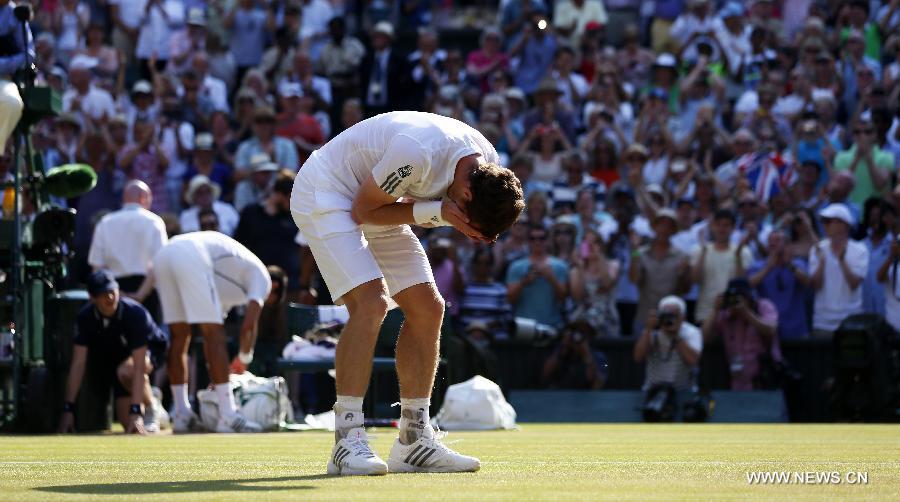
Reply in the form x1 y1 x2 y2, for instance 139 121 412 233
387 459 480 473
326 460 387 476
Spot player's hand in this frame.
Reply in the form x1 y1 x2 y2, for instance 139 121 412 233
230 356 247 374
126 415 146 435
58 412 75 433
442 200 490 243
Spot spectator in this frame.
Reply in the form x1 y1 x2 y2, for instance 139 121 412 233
63 55 116 123
407 27 446 111
467 27 509 93
459 248 513 340
234 172 301 300
634 296 702 392
275 83 325 164
809 203 868 335
169 8 209 76
317 16 365 113
118 117 170 214
542 320 606 389
191 52 230 113
280 50 332 116
506 224 569 328
876 229 900 332
493 216 529 280
184 133 233 200
59 271 164 434
88 181 168 319
861 198 895 316
834 118 894 207
702 277 779 390
73 23 122 87
179 175 240 236
570 228 620 337
748 229 811 340
427 236 466 321
692 209 753 324
225 0 271 80
234 106 299 175
234 153 279 213
552 0 607 48
135 0 185 78
631 209 692 334
510 11 557 95
361 22 408 116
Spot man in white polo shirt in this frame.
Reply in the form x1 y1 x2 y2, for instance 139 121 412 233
88 180 168 319
153 231 272 433
809 203 869 335
291 111 524 475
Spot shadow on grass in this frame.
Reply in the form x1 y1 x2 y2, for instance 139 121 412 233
35 475 334 495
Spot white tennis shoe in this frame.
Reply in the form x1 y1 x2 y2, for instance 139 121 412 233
327 428 388 476
387 428 480 473
215 413 263 433
172 410 204 433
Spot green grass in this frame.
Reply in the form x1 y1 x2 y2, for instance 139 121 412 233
1 424 899 500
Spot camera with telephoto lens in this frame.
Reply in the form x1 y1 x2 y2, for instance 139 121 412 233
658 311 677 330
723 284 743 309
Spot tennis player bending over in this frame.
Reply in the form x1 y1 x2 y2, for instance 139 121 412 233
291 111 524 475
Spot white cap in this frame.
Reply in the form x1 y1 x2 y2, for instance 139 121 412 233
373 21 394 38
658 295 686 315
654 53 677 68
279 82 303 98
69 55 98 71
670 159 688 173
819 203 853 226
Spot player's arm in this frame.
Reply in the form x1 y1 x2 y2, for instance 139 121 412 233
351 175 416 226
59 344 88 433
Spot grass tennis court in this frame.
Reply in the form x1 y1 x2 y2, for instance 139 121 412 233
1 424 898 500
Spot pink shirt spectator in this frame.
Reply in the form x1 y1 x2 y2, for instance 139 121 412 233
432 258 463 316
118 145 169 214
466 50 509 93
712 298 780 391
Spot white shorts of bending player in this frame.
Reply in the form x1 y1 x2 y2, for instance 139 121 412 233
291 179 434 308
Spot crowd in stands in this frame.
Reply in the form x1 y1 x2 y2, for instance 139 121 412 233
5 0 900 397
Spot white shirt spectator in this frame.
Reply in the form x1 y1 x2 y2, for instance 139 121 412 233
300 0 334 42
179 200 240 236
715 22 751 76
278 74 332 107
135 0 185 60
88 203 168 277
553 70 590 112
692 242 754 322
109 0 148 31
670 12 717 45
809 239 869 332
62 85 116 121
201 74 229 112
552 0 608 47
883 262 900 332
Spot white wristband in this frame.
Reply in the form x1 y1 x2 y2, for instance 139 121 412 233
238 351 253 365
413 201 448 226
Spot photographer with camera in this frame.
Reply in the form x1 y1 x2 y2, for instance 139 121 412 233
0 0 34 153
541 319 607 390
633 296 702 421
702 277 779 391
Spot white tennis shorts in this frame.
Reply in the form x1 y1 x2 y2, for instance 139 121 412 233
291 176 433 305
154 238 223 324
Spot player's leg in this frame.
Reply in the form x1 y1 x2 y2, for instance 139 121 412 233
195 322 263 433
393 282 443 442
155 244 203 431
369 229 479 473
325 279 391 475
114 396 132 431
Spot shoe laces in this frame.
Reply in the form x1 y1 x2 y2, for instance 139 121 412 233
345 429 377 457
421 426 463 455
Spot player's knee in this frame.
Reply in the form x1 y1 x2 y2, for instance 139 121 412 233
361 293 391 322
407 293 445 325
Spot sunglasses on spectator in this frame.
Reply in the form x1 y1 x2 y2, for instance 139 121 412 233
529 234 548 241
854 129 874 135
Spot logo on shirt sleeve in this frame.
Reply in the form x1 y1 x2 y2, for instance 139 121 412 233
379 165 413 195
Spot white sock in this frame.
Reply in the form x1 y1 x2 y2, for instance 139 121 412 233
170 384 191 416
215 383 239 419
399 397 431 445
334 395 364 441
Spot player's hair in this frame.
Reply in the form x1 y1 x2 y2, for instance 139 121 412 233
466 162 525 242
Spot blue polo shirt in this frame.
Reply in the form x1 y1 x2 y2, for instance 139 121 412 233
748 259 810 339
506 257 569 328
74 297 162 366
